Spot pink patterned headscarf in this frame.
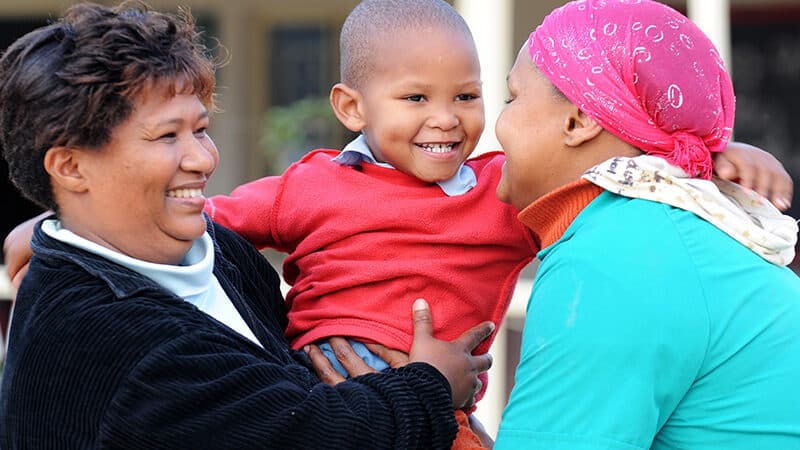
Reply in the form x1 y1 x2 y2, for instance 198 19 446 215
528 0 735 179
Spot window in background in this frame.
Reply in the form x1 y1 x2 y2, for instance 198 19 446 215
269 25 334 107
265 25 352 174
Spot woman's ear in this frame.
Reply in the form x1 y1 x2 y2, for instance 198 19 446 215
43 147 89 193
330 82 366 132
563 107 604 147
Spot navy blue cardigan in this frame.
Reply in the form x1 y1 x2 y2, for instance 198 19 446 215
0 219 457 449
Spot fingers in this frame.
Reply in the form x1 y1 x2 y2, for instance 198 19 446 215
412 298 433 341
459 375 485 410
364 343 410 369
773 190 793 212
753 155 776 200
305 344 346 386
328 337 376 378
765 158 793 211
455 321 495 353
746 152 793 210
732 152 755 191
713 153 737 181
412 300 495 354
472 353 493 375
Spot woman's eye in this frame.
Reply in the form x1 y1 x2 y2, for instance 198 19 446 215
158 132 177 140
504 97 515 104
405 95 424 102
194 127 208 137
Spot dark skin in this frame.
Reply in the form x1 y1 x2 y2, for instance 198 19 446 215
2 141 793 289
1 142 792 448
306 331 496 448
306 298 493 410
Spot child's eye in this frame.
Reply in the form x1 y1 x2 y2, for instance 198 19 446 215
404 95 424 102
456 93 479 101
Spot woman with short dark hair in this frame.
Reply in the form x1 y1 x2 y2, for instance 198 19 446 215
0 3 492 448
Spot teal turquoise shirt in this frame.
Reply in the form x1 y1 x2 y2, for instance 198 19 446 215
496 192 800 450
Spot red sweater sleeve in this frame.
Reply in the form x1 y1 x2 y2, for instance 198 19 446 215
204 175 285 250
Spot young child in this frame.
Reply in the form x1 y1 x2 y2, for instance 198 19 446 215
206 0 533 407
206 0 793 397
207 2 529 446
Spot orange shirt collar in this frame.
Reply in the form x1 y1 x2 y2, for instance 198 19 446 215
518 178 604 250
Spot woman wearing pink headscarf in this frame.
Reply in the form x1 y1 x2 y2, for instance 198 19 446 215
494 1 800 448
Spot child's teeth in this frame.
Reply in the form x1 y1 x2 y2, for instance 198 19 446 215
422 144 454 153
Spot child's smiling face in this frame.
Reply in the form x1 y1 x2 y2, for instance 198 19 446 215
356 26 485 183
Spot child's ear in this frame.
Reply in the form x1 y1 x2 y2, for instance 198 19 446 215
563 107 604 147
43 146 89 194
330 82 366 132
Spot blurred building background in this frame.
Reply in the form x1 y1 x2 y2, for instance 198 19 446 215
1 0 799 438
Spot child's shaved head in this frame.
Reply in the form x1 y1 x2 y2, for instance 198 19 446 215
339 0 474 88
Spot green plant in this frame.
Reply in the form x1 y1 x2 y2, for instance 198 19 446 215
260 96 342 174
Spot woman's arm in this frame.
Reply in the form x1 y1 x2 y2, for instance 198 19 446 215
103 328 467 449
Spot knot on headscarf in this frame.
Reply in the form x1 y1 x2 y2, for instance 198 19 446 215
528 0 735 180
670 131 713 178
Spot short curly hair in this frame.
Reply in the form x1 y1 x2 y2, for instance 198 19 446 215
0 2 217 211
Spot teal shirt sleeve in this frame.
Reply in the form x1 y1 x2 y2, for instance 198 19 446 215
496 200 710 450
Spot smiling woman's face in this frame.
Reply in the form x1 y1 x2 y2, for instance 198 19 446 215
495 45 577 211
63 82 219 265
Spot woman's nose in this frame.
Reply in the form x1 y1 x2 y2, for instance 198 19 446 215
182 135 218 175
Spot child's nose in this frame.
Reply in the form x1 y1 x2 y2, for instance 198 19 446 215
427 104 460 130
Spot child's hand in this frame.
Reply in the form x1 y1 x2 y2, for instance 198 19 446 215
714 142 793 210
4 211 48 290
408 298 493 410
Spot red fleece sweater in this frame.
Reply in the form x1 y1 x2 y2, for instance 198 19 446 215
206 149 536 356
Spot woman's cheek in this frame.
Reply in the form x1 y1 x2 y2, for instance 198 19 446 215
496 166 511 204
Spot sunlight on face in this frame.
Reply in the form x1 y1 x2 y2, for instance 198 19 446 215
496 46 575 210
356 26 485 183
65 83 219 265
